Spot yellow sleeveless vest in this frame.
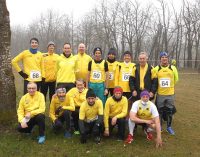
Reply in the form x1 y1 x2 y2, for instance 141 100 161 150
137 101 152 120
90 60 105 83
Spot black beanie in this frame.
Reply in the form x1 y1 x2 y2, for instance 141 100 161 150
108 48 117 56
93 47 102 55
86 88 96 98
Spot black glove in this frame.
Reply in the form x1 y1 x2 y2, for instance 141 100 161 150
42 77 45 83
55 106 62 115
80 134 87 144
18 71 28 79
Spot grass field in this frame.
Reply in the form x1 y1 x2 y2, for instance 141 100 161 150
0 70 200 157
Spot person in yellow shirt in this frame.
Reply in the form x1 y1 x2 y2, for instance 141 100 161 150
104 86 128 141
106 48 119 96
79 89 103 144
125 90 162 148
12 38 44 94
56 43 76 93
74 43 92 82
154 51 179 135
115 51 135 99
49 87 75 138
67 79 88 135
86 47 109 106
17 82 46 144
41 41 59 102
129 52 158 101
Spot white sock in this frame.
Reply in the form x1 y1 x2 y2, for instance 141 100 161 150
128 119 135 136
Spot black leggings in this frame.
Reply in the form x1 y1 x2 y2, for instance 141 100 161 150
17 114 45 136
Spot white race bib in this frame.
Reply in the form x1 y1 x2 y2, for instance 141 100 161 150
109 72 114 80
30 70 41 80
92 71 102 80
122 73 130 81
160 78 170 87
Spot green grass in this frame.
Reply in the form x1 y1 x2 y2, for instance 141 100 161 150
0 71 200 157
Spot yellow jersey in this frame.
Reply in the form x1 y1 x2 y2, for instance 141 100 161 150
17 91 45 123
104 96 128 129
115 62 135 92
79 98 103 121
12 50 44 82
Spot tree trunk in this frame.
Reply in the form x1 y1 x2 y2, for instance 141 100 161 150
0 0 16 113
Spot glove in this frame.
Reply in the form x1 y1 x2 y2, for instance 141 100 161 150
80 134 87 144
55 106 62 115
18 71 28 79
42 77 45 83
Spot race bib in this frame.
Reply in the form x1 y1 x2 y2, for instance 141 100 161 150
122 73 130 81
109 72 114 80
92 71 102 80
160 78 170 87
30 70 41 80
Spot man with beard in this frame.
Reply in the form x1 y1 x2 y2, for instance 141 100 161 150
49 87 75 138
79 89 103 144
104 86 128 141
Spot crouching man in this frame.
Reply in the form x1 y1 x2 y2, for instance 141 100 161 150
125 90 162 148
49 87 75 138
104 86 128 141
79 89 103 144
17 82 46 144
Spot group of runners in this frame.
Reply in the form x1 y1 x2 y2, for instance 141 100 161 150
12 38 178 148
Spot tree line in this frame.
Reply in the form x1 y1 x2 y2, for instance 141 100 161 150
11 0 200 70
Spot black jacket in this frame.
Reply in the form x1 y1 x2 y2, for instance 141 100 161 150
129 63 158 95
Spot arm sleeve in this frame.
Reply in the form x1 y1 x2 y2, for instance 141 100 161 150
12 52 24 72
150 67 158 94
41 54 45 78
17 97 25 123
30 94 46 116
88 61 92 71
104 100 110 129
129 76 136 92
79 104 85 120
62 97 75 111
172 66 179 84
49 99 57 122
104 61 108 72
115 98 128 118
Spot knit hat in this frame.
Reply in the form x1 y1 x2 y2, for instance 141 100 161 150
108 48 117 56
47 41 55 48
140 90 150 98
86 88 96 98
93 47 102 55
113 86 123 94
160 51 168 58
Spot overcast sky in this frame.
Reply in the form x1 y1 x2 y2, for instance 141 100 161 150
7 0 183 26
